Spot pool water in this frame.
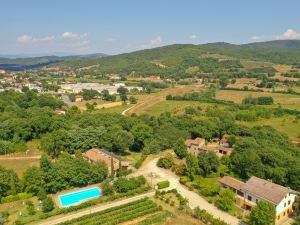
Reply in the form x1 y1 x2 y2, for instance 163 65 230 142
59 187 102 207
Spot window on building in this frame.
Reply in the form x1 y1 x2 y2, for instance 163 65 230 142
288 200 291 205
237 191 244 197
283 211 286 216
277 215 280 220
284 203 286 207
248 196 252 201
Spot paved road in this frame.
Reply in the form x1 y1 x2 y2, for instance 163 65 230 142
133 157 241 225
37 191 155 225
61 94 73 107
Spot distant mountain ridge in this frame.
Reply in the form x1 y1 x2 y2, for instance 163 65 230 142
0 53 108 70
1 40 300 71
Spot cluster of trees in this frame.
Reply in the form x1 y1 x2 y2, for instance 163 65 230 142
0 90 64 154
282 72 300 78
242 96 274 105
166 89 230 105
140 81 169 93
230 126 300 191
185 152 220 179
112 176 146 193
0 153 108 199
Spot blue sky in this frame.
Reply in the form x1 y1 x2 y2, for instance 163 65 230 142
1 0 300 55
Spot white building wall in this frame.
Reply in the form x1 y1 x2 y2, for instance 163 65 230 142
245 192 297 216
275 193 297 215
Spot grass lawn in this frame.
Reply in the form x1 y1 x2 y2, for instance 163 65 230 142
0 158 40 176
0 196 40 225
0 139 41 176
141 100 213 116
94 103 130 114
238 116 300 142
123 150 143 166
152 195 205 225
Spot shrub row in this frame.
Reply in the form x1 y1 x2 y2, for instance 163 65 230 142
1 192 32 203
193 207 229 225
221 87 264 92
113 176 146 193
134 154 147 169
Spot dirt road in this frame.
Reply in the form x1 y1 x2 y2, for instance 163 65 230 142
133 157 241 225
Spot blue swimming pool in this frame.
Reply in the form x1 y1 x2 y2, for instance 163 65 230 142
59 187 102 207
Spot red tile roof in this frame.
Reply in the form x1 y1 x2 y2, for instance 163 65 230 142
242 176 295 205
83 148 129 170
219 176 245 191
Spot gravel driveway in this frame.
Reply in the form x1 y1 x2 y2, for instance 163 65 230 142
133 157 241 225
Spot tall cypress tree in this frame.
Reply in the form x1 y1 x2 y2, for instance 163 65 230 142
110 158 115 179
118 160 122 177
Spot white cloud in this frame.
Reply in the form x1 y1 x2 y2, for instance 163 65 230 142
17 35 55 44
62 31 78 38
189 34 198 40
276 29 300 40
251 35 265 41
150 36 162 45
105 38 116 42
141 36 163 49
17 35 33 44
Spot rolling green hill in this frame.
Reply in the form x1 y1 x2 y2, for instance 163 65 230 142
2 40 300 74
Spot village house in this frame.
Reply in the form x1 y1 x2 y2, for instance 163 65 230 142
75 95 83 102
219 176 298 223
220 133 230 147
83 148 129 173
185 136 232 157
185 137 205 155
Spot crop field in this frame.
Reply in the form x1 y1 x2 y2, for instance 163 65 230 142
59 198 161 225
216 90 300 106
141 100 214 116
126 85 202 115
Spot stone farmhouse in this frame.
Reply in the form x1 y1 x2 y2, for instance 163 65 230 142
83 148 129 174
219 176 298 223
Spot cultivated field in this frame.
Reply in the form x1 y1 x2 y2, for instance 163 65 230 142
126 85 202 115
216 90 300 106
141 100 213 116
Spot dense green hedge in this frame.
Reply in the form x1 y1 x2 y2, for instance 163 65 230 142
193 207 229 225
134 154 147 169
157 181 170 189
1 192 32 203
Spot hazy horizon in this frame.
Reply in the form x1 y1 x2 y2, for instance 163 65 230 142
1 0 300 55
